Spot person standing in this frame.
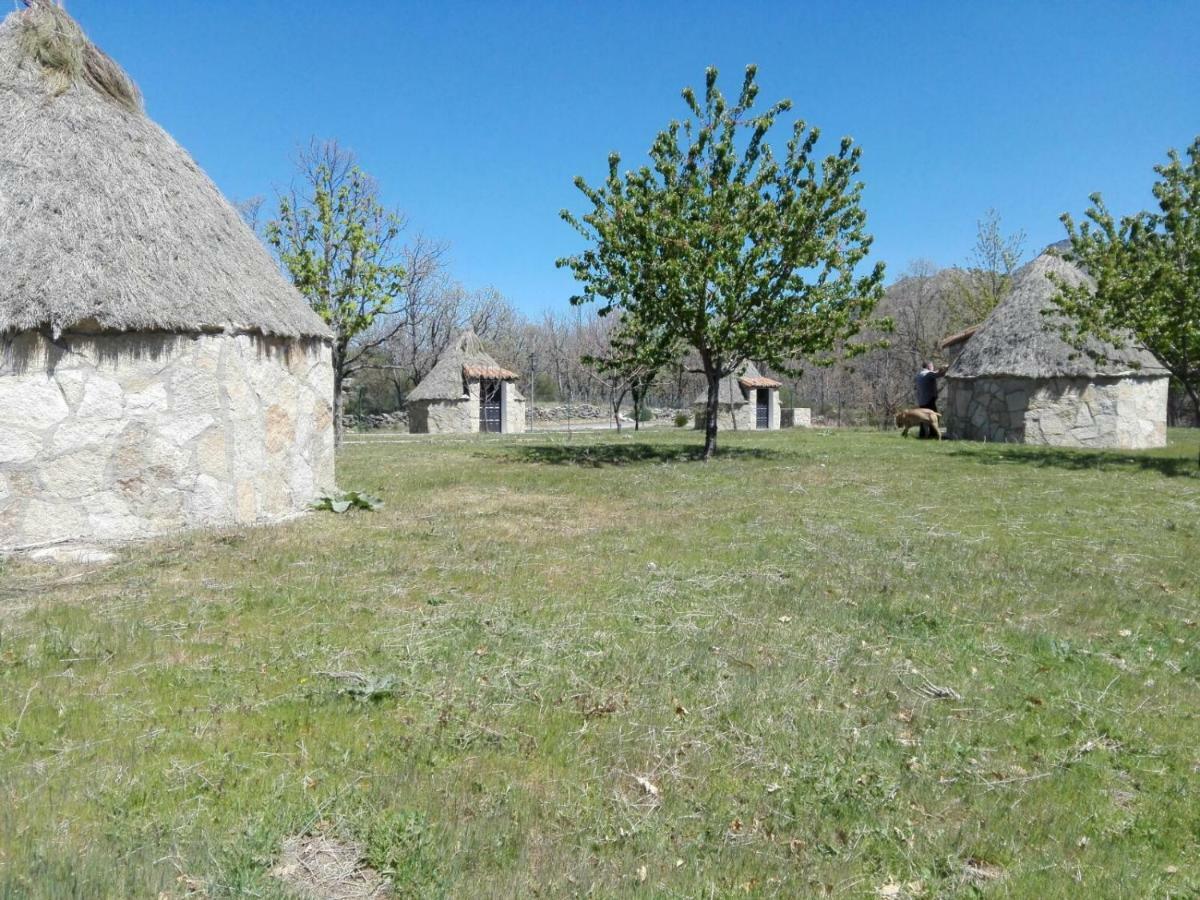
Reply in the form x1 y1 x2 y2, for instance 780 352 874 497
914 361 947 438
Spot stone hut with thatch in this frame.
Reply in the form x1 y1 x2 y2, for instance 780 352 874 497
943 248 1168 448
692 363 781 431
407 331 526 434
0 1 336 552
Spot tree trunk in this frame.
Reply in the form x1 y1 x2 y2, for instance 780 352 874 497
1186 382 1200 468
332 370 345 447
331 341 347 447
702 368 721 460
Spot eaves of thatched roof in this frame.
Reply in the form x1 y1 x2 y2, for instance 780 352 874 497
946 252 1165 380
0 3 330 340
408 331 521 402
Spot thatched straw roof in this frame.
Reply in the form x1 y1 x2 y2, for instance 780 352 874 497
0 2 330 340
692 362 778 405
408 331 522 402
947 250 1164 380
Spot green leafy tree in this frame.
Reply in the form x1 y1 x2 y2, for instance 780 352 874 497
951 209 1026 326
559 66 885 458
267 140 407 444
1052 137 1200 440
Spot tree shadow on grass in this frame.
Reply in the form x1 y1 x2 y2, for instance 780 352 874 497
946 443 1199 478
496 442 783 467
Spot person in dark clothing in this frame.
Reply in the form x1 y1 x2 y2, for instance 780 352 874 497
914 361 947 438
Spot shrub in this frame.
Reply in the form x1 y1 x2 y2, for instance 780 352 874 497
674 412 690 428
311 491 383 513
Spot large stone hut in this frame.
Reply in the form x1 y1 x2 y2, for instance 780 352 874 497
693 363 781 431
0 2 336 552
943 249 1168 448
407 331 526 434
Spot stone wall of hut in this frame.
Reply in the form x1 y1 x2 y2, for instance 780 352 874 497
0 330 335 550
944 374 1167 449
408 397 475 434
408 380 526 434
692 389 780 431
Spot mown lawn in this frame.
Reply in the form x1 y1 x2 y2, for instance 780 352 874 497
1 427 1198 898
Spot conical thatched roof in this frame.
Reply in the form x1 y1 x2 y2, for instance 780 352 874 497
407 330 521 402
947 250 1164 380
692 361 780 405
0 2 329 340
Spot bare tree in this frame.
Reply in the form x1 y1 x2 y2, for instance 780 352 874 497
267 139 408 444
952 209 1026 326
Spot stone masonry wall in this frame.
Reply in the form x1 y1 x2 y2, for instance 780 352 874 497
0 331 335 550
945 374 1167 449
502 382 526 434
408 398 473 434
409 380 525 434
693 388 780 431
781 408 812 428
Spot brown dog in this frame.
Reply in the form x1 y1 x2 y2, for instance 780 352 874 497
895 408 942 440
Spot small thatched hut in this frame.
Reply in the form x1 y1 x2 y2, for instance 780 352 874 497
692 363 781 431
407 331 526 434
943 249 1168 448
0 2 336 552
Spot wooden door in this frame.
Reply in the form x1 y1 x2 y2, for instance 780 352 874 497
480 380 502 433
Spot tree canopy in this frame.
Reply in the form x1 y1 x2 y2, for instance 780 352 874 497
558 65 885 458
1052 137 1200 431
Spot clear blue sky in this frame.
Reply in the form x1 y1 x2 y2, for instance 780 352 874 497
68 0 1200 314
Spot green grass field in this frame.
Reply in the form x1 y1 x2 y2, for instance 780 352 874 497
2 428 1198 898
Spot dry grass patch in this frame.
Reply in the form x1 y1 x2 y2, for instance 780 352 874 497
271 832 390 899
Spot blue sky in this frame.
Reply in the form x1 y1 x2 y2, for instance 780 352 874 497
67 0 1200 314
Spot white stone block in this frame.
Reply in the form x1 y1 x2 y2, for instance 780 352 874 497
159 414 216 447
21 499 84 546
40 446 109 499
0 426 42 465
0 377 69 429
79 375 125 420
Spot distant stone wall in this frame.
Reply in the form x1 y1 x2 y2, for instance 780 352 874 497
693 401 755 431
945 374 1167 449
693 389 780 431
0 330 336 551
344 410 408 431
781 408 812 428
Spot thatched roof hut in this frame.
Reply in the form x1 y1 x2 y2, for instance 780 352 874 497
0 2 329 341
692 362 781 431
943 248 1167 448
0 2 335 553
407 331 526 433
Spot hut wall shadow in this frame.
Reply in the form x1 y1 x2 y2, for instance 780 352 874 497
2 330 328 376
946 442 1198 478
3 330 183 374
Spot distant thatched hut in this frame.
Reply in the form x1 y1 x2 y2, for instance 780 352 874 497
693 363 781 431
407 331 526 434
943 249 1168 448
0 2 336 552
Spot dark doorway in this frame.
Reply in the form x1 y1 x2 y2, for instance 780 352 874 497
756 388 769 429
480 380 502 433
